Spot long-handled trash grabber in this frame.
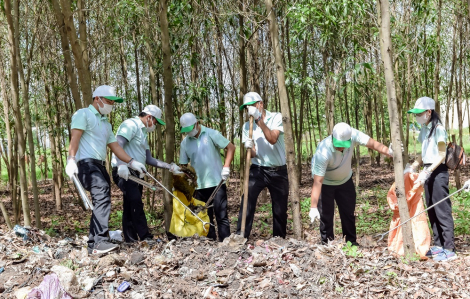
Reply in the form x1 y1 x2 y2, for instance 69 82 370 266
241 115 254 237
72 174 94 210
128 175 159 191
142 169 213 231
374 186 465 242
193 179 225 214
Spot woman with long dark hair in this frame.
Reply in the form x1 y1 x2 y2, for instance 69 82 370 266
408 97 456 262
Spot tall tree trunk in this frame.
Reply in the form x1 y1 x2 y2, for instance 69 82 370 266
238 1 247 195
160 0 175 232
323 50 335 135
433 0 442 115
119 38 132 118
378 0 415 257
265 0 301 239
4 0 31 226
445 18 458 130
457 15 463 148
133 30 143 112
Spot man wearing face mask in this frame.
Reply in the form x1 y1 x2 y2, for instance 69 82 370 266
179 112 236 242
65 85 147 255
310 122 393 246
111 105 182 244
237 92 288 239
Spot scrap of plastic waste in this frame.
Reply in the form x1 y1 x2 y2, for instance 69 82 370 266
109 230 123 242
14 225 29 241
0 267 4 274
32 246 41 254
117 281 130 292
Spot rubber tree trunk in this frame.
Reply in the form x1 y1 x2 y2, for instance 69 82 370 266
377 0 415 257
433 0 442 115
265 0 301 239
4 0 31 227
160 0 175 232
238 1 247 195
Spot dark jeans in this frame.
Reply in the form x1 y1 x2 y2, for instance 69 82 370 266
424 163 454 250
194 184 230 241
318 177 357 244
236 165 289 239
77 160 112 248
112 168 153 243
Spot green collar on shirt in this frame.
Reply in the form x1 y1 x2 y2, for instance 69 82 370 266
188 125 206 139
88 104 109 120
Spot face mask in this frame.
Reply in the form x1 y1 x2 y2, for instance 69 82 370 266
416 113 429 125
98 98 113 115
146 117 156 133
187 124 198 137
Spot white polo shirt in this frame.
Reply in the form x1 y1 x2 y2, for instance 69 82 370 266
311 129 370 186
241 110 286 167
179 126 230 189
418 123 447 164
111 117 149 167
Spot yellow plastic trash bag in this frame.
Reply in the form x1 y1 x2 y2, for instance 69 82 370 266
169 190 210 237
387 171 431 259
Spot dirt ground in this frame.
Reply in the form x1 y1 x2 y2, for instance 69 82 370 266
1 160 470 298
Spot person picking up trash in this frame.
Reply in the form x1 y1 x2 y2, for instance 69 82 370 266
111 105 182 245
65 85 147 255
407 97 456 262
310 122 394 246
237 92 288 239
179 112 235 242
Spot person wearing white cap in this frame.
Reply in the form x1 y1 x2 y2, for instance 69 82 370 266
310 122 392 246
179 112 235 242
111 105 182 244
65 85 147 255
407 97 456 262
237 92 288 239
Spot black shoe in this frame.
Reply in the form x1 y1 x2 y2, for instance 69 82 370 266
166 231 178 241
92 241 119 255
350 241 360 247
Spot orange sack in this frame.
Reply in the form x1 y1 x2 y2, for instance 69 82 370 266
387 171 431 259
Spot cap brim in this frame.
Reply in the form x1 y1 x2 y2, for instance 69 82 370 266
332 137 351 148
102 96 124 103
180 124 195 133
407 108 427 114
156 118 166 125
239 100 259 111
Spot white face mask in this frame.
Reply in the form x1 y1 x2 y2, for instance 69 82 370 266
98 98 113 115
187 124 198 137
146 117 156 133
416 113 429 125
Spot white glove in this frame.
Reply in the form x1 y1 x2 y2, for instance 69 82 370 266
244 138 254 149
247 106 261 121
221 167 230 180
388 143 404 156
128 159 147 173
309 208 320 224
464 180 470 192
117 164 129 181
414 168 431 187
169 162 184 175
65 158 78 179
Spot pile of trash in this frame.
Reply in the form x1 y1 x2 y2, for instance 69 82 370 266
1 226 470 298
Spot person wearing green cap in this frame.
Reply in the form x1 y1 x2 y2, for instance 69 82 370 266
111 105 182 245
237 92 288 239
179 112 235 242
407 97 456 262
310 122 392 245
65 85 147 255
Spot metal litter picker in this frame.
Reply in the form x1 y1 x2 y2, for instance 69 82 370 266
72 174 94 210
142 170 213 232
375 186 465 242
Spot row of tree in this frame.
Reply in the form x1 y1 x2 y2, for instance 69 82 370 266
0 0 469 241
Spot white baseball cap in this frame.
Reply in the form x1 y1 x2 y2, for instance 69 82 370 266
407 97 435 114
92 85 124 103
239 92 262 111
332 122 352 148
180 113 197 133
142 105 165 125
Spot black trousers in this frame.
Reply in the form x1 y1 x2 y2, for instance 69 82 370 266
318 177 357 244
112 168 153 243
424 163 454 250
236 165 289 239
77 160 112 248
194 184 230 241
